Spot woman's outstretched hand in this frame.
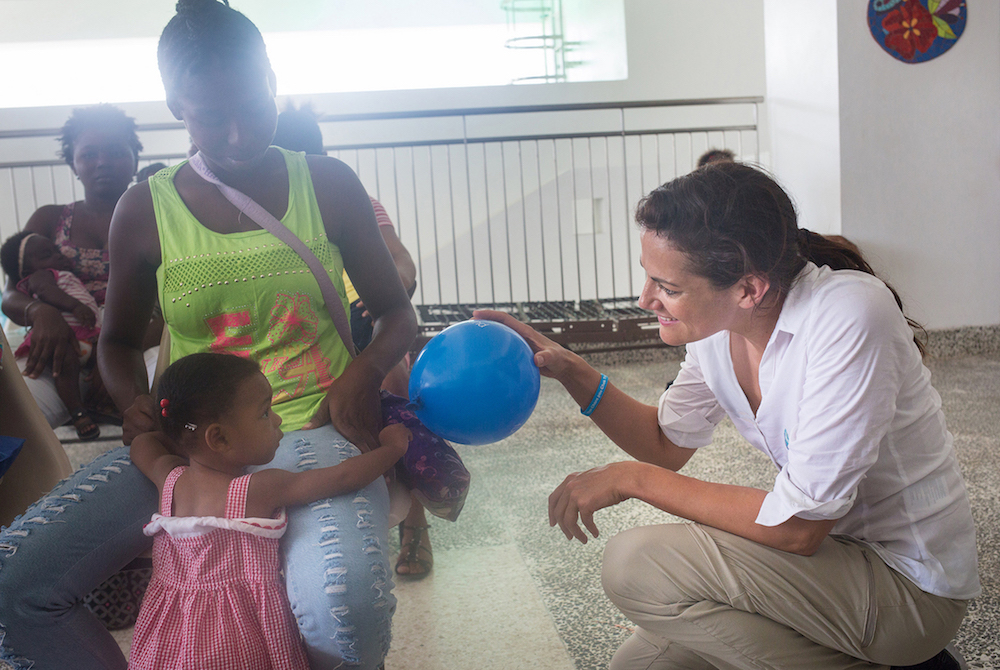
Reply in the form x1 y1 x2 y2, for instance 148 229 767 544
548 462 637 543
471 310 576 380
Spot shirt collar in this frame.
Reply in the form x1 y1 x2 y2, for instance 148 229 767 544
771 262 821 337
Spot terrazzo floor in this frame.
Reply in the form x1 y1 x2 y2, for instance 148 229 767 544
59 351 999 669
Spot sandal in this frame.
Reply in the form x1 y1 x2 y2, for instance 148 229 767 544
395 523 433 579
70 408 100 441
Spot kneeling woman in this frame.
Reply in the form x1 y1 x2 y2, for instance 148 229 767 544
480 162 979 670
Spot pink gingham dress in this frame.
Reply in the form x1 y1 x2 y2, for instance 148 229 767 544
129 467 309 670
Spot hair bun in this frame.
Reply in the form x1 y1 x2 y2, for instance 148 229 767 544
176 0 228 14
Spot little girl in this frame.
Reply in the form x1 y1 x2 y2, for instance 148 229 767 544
128 352 411 670
0 230 102 438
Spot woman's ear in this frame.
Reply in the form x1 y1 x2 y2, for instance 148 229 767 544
737 274 772 308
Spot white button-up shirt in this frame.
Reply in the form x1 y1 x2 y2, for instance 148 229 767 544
657 263 981 599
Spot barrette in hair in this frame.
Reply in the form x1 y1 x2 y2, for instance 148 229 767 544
184 423 197 432
160 398 170 418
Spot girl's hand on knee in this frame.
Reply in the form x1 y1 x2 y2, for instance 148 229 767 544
548 463 635 544
379 423 412 461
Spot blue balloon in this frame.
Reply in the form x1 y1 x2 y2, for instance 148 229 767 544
408 320 541 445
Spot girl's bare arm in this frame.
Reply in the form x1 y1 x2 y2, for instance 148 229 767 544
129 432 188 491
245 424 410 517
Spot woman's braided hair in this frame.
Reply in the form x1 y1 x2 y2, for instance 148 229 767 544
157 0 271 100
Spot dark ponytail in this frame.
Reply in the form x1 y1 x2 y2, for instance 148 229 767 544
157 0 270 100
796 228 926 355
636 162 925 355
795 230 867 272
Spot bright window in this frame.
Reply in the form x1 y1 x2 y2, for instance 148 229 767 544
0 0 626 109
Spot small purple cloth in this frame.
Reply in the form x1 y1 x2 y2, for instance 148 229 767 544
381 391 470 522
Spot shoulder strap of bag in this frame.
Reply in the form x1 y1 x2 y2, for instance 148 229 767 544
188 152 356 358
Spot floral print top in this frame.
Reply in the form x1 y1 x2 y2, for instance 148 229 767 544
53 202 109 305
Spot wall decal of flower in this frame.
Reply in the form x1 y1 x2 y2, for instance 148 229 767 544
868 0 966 63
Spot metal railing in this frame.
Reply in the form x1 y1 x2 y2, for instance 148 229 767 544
1 98 761 348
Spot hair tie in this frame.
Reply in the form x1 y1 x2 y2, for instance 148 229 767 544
160 398 170 417
17 233 41 280
796 228 814 255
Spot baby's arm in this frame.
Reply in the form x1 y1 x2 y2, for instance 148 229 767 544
130 431 188 491
247 424 411 516
25 270 96 328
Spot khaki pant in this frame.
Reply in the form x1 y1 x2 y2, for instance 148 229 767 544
602 523 967 670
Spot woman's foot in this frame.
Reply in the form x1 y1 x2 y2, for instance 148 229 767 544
395 498 432 579
69 408 100 440
892 645 966 670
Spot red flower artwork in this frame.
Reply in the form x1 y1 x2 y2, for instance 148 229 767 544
882 0 938 60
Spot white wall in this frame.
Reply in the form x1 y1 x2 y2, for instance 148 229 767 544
8 3 994 328
762 0 842 235
0 0 766 160
1 1 768 305
279 0 766 120
837 0 1000 330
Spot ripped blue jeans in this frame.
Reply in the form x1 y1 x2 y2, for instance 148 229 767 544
0 425 395 669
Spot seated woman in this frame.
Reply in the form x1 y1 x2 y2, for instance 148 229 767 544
0 104 162 433
272 105 433 578
0 1 415 668
1 232 103 439
479 162 979 670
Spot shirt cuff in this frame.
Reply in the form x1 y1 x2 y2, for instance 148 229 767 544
657 403 716 450
755 470 857 527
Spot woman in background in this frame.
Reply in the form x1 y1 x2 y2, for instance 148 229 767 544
272 105 433 579
1 104 157 434
3 105 159 432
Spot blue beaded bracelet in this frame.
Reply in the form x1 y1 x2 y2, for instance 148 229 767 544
581 373 609 416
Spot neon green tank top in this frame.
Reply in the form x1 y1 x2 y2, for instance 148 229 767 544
148 148 352 431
